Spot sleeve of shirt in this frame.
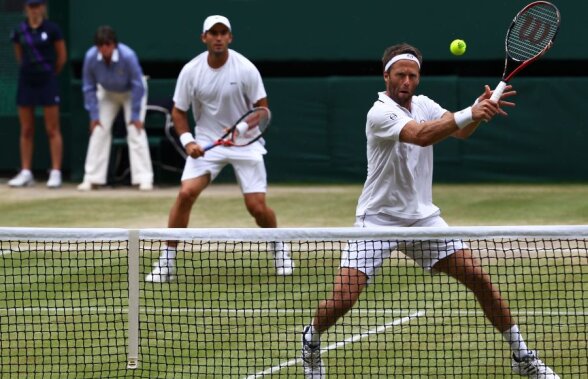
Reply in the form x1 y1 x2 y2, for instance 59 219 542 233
49 21 64 41
367 103 411 141
127 50 145 121
172 65 192 112
420 95 447 120
82 50 100 121
243 63 267 105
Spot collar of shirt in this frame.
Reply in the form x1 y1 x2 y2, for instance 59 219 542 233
97 48 119 62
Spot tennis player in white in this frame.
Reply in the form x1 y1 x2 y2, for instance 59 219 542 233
146 15 293 282
301 43 559 379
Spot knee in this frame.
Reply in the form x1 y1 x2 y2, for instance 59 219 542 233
177 187 199 206
45 127 61 139
20 126 34 139
331 290 361 311
246 201 268 219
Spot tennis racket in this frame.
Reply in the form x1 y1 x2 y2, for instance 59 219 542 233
203 107 271 152
490 1 560 102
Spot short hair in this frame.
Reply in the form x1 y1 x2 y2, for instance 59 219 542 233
94 25 118 46
382 43 423 73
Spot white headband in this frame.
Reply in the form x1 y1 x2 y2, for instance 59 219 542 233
384 53 421 72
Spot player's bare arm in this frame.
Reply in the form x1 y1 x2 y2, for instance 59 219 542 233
172 106 204 158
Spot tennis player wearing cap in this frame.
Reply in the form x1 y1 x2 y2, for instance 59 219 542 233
301 43 559 379
145 15 294 282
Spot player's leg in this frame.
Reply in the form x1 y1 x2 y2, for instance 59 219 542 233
434 250 559 378
168 174 211 230
146 157 223 283
301 267 368 379
234 159 294 275
43 104 63 188
9 106 36 187
145 174 210 283
78 88 119 188
302 234 392 378
434 248 514 331
243 192 276 227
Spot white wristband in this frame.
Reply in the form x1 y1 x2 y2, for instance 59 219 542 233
235 121 248 135
454 106 473 129
179 132 196 147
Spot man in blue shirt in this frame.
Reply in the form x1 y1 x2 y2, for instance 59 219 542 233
78 25 153 191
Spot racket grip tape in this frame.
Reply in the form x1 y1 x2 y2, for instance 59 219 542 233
490 81 507 102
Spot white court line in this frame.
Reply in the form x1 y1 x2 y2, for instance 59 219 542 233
244 310 426 379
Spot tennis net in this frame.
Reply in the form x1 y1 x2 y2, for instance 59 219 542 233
0 226 586 378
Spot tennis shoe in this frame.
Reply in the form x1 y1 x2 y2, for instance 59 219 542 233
77 181 93 191
139 182 153 191
145 263 176 283
301 326 325 379
273 242 294 276
8 170 34 187
46 170 62 188
512 350 560 379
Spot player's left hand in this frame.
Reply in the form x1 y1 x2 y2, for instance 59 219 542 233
477 84 516 116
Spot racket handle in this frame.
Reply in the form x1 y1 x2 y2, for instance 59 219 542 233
203 142 216 151
490 81 507 102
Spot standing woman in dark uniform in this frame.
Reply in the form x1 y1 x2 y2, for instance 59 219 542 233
8 0 67 188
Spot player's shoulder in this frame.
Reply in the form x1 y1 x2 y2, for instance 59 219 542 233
228 49 258 70
412 94 436 105
180 52 208 73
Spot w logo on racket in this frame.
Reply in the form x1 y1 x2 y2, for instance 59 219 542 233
519 15 551 45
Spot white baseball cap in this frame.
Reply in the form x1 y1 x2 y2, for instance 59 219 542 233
202 15 231 33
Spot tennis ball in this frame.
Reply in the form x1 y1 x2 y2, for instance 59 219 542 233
450 39 467 56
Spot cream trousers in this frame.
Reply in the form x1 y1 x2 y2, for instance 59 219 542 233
82 80 153 185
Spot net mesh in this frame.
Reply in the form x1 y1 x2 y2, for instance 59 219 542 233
0 226 586 378
507 3 559 61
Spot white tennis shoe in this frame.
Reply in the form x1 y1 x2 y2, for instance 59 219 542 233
77 181 93 191
145 263 176 283
512 351 560 379
46 170 62 188
8 170 34 187
273 242 294 276
301 326 325 379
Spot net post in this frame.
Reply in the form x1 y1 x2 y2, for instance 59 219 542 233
126 229 140 369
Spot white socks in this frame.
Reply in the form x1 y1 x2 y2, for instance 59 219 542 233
304 324 321 346
159 246 177 267
502 325 529 359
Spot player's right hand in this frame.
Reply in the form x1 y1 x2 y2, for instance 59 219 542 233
185 143 205 158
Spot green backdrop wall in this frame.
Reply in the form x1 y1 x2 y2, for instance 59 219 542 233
1 0 586 183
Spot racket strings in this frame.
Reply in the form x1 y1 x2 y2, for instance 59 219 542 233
507 4 559 61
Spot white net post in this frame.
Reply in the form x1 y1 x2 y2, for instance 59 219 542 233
127 229 140 369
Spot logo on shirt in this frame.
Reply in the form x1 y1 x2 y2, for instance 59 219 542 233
41 32 48 41
389 113 398 120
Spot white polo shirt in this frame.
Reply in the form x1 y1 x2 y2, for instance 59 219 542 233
173 49 267 160
356 91 448 219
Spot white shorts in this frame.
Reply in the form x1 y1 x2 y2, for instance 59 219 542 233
181 157 268 194
340 212 468 280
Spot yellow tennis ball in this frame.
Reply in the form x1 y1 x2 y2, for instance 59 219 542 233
450 39 467 56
